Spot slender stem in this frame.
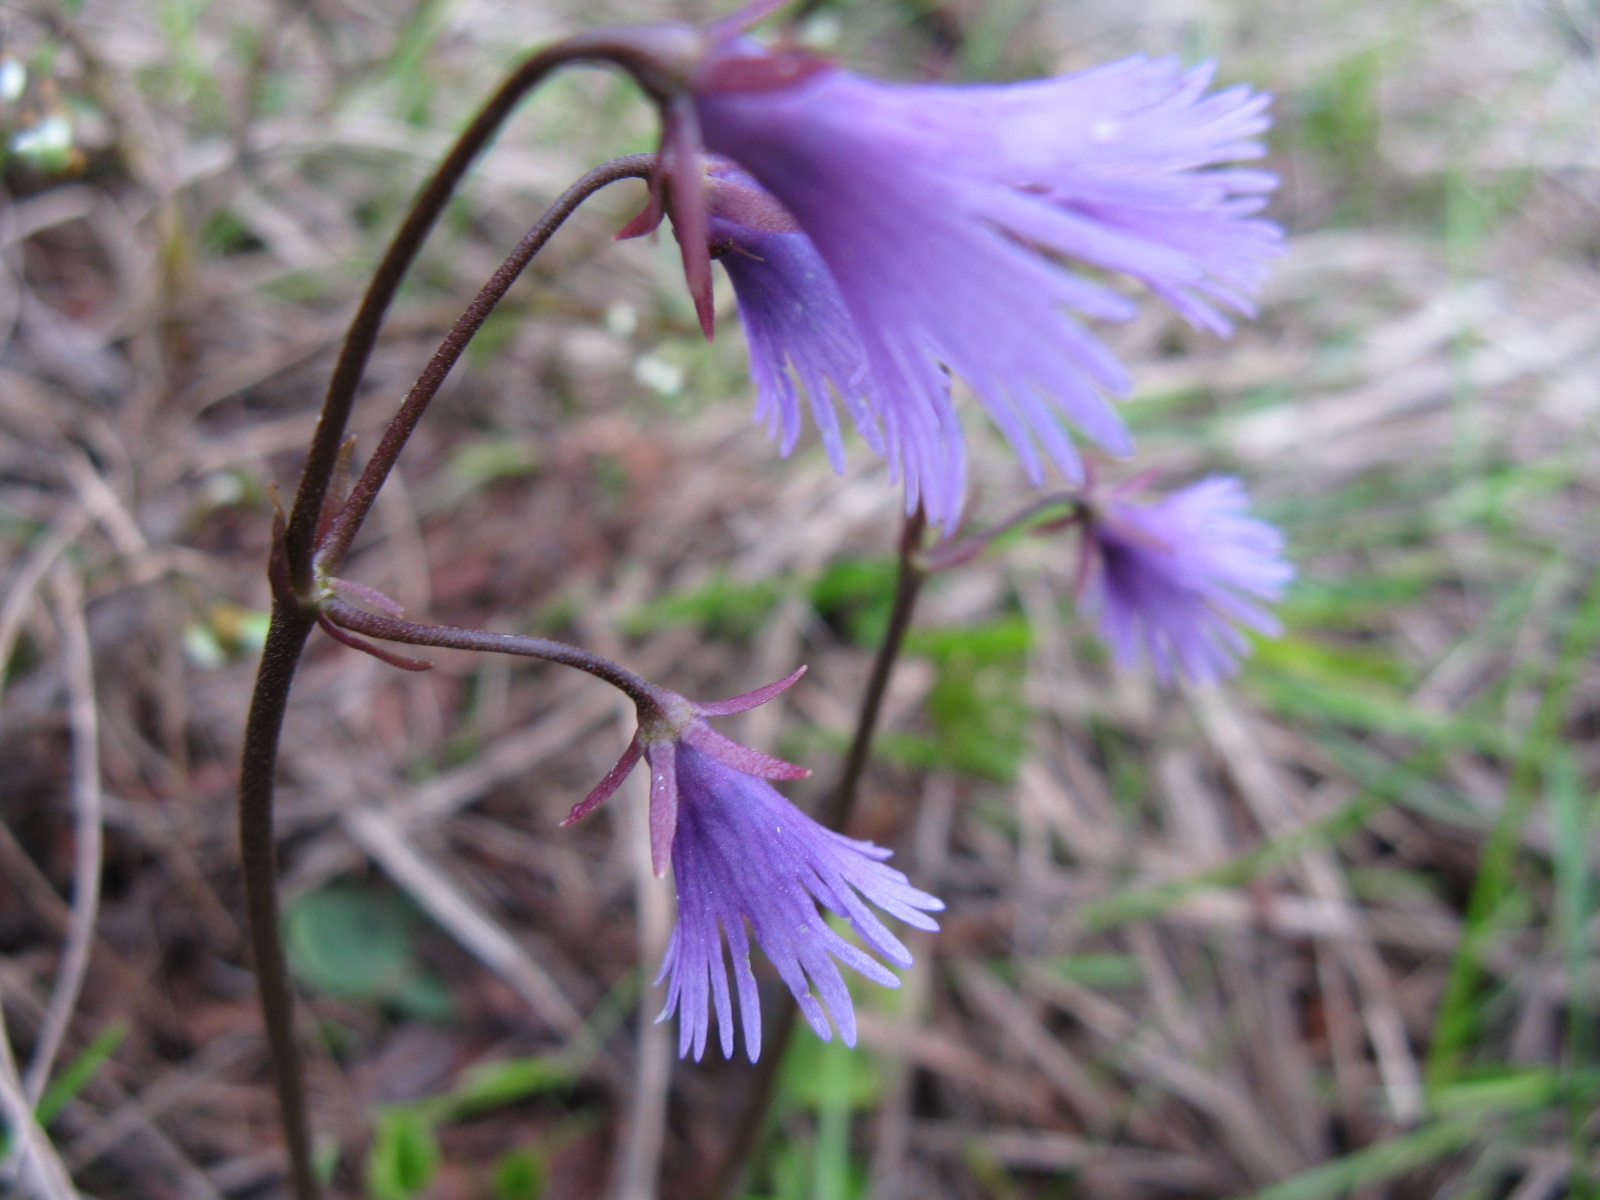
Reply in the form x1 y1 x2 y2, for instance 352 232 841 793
821 506 928 830
241 32 694 1195
920 492 1079 574
316 154 654 573
706 507 928 1200
322 599 664 710
237 603 318 1200
281 23 702 590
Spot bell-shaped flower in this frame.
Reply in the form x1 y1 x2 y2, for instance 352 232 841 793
671 40 1280 527
562 666 943 1060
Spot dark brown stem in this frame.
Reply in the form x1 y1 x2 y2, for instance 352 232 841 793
243 27 702 1197
705 507 928 1200
236 603 317 1200
280 25 701 591
315 153 654 573
322 600 665 712
821 505 928 830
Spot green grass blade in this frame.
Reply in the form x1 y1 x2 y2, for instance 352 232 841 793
36 1020 129 1127
1428 564 1600 1085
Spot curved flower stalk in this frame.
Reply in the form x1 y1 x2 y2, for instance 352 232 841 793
637 37 1282 527
1079 474 1294 684
562 666 944 1061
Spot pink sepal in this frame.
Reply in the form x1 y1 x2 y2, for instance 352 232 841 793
695 665 807 715
681 721 810 780
561 734 643 827
329 577 404 617
663 97 714 339
646 741 680 878
615 195 662 241
317 613 432 671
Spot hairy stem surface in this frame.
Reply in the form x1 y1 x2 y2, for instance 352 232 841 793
322 600 663 708
237 604 317 1200
317 154 653 571
241 39 680 1196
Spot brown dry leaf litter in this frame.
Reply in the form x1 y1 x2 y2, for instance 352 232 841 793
3 0 1600 1197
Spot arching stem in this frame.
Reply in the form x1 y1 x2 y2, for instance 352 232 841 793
316 154 653 573
240 47 674 1192
321 600 666 712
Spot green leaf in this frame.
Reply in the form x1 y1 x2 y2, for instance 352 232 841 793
905 617 1032 782
391 973 456 1022
780 1033 880 1112
622 570 786 641
284 885 417 1003
1042 953 1144 990
1430 563 1600 1083
491 1148 546 1200
1248 638 1500 753
810 557 897 646
365 1109 439 1200
1244 1118 1482 1200
425 1056 575 1123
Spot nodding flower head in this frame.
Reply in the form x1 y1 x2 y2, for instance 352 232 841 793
1078 474 1293 685
627 33 1281 529
561 666 944 1060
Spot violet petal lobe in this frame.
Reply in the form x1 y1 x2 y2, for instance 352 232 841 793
694 51 1282 527
655 743 943 1061
706 164 880 474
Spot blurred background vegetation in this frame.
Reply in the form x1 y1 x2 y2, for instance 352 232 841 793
3 0 1600 1197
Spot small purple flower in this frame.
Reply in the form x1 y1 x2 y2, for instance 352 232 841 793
661 743 942 1060
1080 475 1293 685
670 42 1281 526
563 666 943 1060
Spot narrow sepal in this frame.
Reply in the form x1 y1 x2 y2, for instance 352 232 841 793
664 96 714 339
646 740 679 878
266 482 296 606
315 435 358 545
316 613 433 671
695 665 806 715
561 734 643 826
681 721 809 780
329 577 404 617
614 202 659 241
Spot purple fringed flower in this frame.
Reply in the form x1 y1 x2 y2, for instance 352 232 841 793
1081 475 1293 684
562 666 943 1060
667 41 1281 527
661 743 942 1060
705 159 878 473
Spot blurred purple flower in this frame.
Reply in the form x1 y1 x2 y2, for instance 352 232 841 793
1082 475 1293 685
561 666 943 1060
673 43 1280 527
